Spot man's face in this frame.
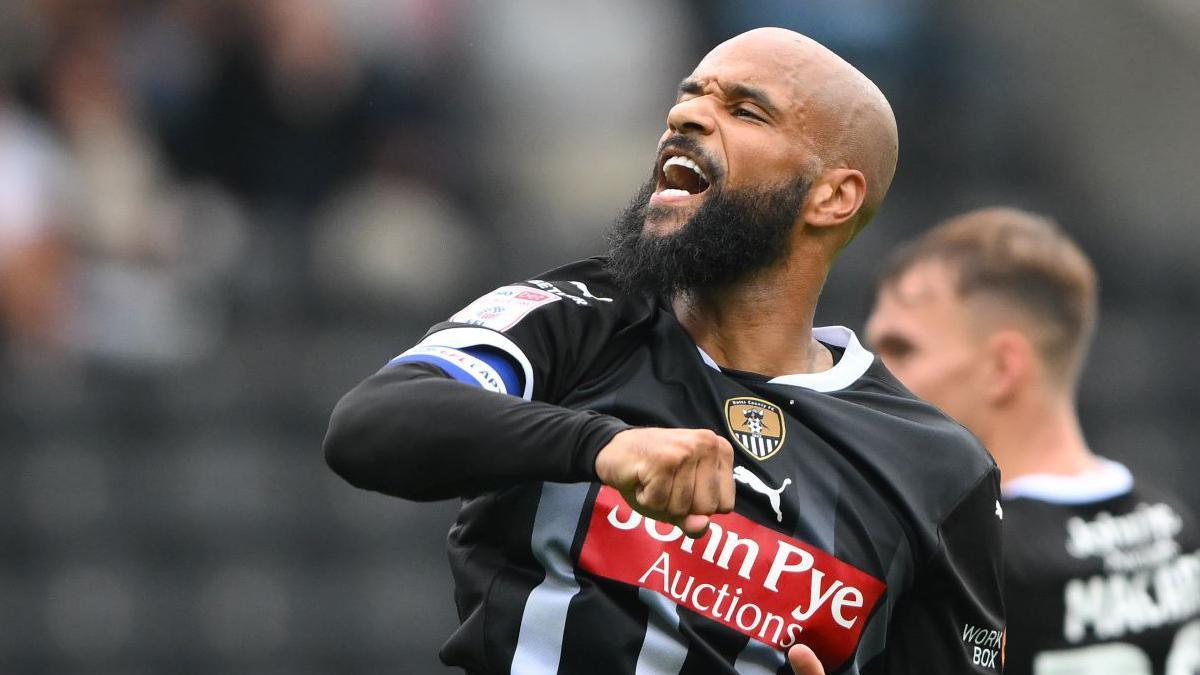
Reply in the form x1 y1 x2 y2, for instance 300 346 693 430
605 38 816 296
865 263 993 434
645 40 817 235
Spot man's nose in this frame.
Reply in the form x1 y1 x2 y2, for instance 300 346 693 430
667 97 716 136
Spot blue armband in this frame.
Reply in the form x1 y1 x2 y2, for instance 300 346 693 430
388 345 523 395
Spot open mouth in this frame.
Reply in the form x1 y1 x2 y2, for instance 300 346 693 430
656 154 711 199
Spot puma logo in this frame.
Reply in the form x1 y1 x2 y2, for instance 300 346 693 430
732 466 792 522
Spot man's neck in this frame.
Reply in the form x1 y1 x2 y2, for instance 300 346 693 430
984 393 1099 486
670 260 831 377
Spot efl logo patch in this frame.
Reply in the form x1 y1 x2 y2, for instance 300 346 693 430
579 486 886 670
726 397 786 460
449 285 560 331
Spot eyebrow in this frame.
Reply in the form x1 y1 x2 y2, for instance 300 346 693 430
677 78 778 115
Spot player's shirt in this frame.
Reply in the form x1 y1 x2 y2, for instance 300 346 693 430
401 257 1004 674
1001 460 1200 675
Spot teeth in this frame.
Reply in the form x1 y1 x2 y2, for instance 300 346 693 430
662 155 708 181
658 189 691 198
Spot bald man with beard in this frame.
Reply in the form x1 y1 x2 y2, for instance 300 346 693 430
326 28 1004 674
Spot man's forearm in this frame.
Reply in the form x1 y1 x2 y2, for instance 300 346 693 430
324 362 630 500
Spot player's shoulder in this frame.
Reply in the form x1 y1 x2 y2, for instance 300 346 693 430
802 330 994 488
420 257 653 401
1114 475 1200 550
525 256 620 295
440 256 647 334
514 256 634 312
1001 459 1197 515
837 357 999 537
1123 475 1197 513
851 358 996 481
1088 470 1200 540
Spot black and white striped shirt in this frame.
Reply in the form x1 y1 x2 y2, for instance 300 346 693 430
328 257 1005 674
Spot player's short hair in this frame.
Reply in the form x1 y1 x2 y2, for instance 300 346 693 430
878 207 1098 383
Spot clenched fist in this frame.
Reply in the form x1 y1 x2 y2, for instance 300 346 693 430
594 427 736 537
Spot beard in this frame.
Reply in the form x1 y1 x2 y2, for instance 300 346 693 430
605 173 810 299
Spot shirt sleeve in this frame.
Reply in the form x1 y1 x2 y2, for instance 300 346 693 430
387 344 524 396
324 361 630 500
415 257 635 404
324 258 641 500
885 468 1006 673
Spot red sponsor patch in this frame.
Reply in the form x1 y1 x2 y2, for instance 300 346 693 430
579 486 885 670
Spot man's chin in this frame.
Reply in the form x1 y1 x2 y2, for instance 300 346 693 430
643 206 698 236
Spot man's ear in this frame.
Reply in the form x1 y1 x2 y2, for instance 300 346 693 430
984 329 1034 406
803 168 866 228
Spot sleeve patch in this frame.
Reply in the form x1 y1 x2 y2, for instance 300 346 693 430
449 285 561 331
389 345 508 393
415 327 535 400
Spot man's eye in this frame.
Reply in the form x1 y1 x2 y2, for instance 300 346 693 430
732 108 762 121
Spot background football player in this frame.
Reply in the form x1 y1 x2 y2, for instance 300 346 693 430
867 207 1200 675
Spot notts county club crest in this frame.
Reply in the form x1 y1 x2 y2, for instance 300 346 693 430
725 397 786 460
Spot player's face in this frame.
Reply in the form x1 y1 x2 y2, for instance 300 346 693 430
644 41 815 236
604 39 820 297
865 263 993 434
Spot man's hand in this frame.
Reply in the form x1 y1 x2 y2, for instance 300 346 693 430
788 644 824 675
594 428 735 536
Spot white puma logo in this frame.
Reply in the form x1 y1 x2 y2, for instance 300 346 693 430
732 466 792 522
567 281 613 302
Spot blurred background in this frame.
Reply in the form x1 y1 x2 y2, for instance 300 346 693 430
1 0 1198 673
